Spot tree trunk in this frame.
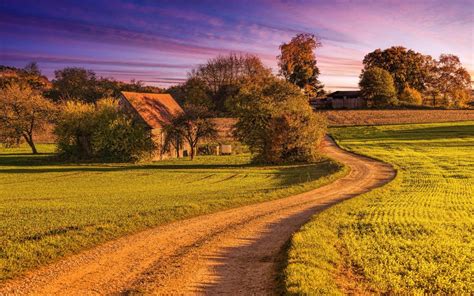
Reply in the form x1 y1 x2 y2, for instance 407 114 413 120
190 145 195 160
23 133 38 154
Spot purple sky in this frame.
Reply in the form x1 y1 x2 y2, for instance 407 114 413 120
1 0 473 90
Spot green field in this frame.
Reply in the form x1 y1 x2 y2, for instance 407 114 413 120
0 146 345 281
284 121 474 294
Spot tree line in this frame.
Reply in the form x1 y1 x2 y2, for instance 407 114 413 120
1 34 472 163
359 47 471 108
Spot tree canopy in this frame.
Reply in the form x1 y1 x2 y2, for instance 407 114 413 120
359 67 398 106
0 82 56 153
179 53 271 114
278 33 324 98
362 46 432 94
233 77 326 163
163 104 217 160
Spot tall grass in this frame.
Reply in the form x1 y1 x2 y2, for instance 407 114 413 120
285 121 474 294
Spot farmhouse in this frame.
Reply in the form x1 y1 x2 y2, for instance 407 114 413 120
118 91 188 160
327 91 367 109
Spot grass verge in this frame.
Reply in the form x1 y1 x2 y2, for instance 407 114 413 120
284 121 474 294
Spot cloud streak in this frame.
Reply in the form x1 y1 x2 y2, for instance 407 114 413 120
0 0 472 90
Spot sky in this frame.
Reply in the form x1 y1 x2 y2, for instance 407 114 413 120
1 0 473 91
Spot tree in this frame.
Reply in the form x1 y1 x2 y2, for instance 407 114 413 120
435 54 471 107
167 77 214 109
55 98 155 161
278 33 325 98
163 104 217 160
0 63 51 91
362 46 432 94
0 82 55 153
188 53 271 113
359 67 398 107
233 77 326 164
47 67 107 102
399 86 423 106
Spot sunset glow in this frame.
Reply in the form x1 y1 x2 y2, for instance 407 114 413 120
1 0 472 90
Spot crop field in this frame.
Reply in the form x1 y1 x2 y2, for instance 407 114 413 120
322 109 474 126
285 121 473 294
0 146 345 281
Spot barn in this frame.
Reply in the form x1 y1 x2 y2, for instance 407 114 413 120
118 91 189 160
327 91 367 109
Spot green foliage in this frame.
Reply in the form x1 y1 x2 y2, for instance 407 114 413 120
285 122 474 294
359 67 398 106
362 46 432 94
175 53 271 114
0 146 345 281
47 67 161 103
163 104 218 160
234 77 327 163
399 86 423 106
278 33 325 98
54 98 154 161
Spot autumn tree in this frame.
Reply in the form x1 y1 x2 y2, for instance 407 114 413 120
362 46 432 94
359 67 398 107
399 86 423 106
0 82 56 153
233 77 326 164
0 63 51 92
163 104 217 160
435 54 471 107
278 33 324 98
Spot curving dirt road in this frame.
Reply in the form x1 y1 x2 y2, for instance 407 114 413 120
0 137 395 295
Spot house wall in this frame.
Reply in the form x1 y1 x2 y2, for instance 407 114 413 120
331 98 367 109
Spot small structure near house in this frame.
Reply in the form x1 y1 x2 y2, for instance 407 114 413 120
118 91 189 160
327 91 367 109
220 144 232 155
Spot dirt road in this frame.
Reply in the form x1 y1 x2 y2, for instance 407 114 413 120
0 137 395 295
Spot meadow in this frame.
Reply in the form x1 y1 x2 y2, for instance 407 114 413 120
0 146 345 281
284 121 473 294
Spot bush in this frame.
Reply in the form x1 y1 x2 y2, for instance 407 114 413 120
399 86 423 106
55 98 155 162
233 77 326 164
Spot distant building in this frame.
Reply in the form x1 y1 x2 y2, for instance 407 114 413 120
118 91 189 160
327 91 367 109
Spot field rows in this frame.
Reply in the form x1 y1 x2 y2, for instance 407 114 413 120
285 121 474 294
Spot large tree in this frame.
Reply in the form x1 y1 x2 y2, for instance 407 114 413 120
362 46 432 94
278 33 324 98
48 67 107 102
0 82 55 153
435 54 471 107
188 53 271 114
359 67 398 107
233 77 326 164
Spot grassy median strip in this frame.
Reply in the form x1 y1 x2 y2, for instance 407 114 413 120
0 148 346 281
284 121 474 294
